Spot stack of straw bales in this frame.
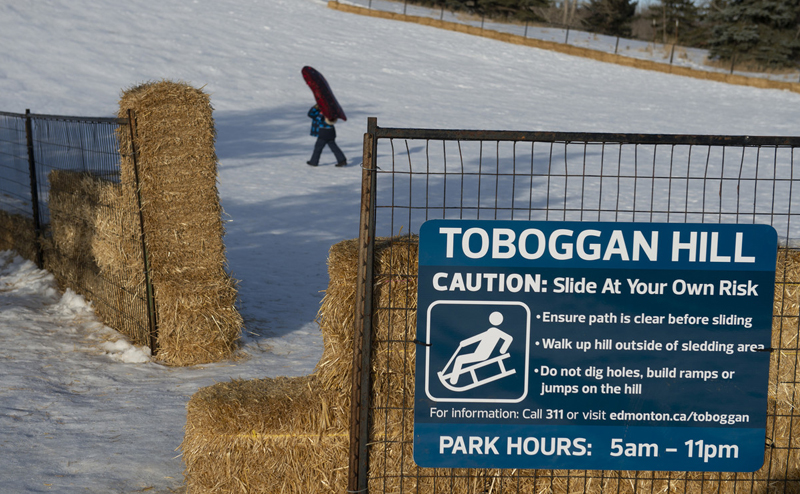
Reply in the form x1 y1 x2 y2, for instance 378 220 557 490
117 80 242 365
183 236 800 493
182 236 416 493
39 80 241 365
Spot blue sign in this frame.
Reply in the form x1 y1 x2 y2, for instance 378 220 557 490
414 220 776 472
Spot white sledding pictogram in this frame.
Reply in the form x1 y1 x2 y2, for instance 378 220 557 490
437 311 516 392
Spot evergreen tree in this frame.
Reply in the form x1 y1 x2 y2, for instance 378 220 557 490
441 0 549 22
647 0 701 44
502 0 551 22
707 0 800 68
582 0 638 37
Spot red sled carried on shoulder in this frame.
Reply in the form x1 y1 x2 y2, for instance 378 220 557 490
302 66 347 122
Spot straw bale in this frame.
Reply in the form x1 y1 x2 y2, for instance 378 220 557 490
117 80 242 365
314 237 359 403
316 236 419 388
47 170 100 266
0 209 37 261
153 277 241 366
45 170 111 302
91 181 143 281
182 375 349 494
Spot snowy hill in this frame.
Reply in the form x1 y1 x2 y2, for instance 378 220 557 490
1 0 800 492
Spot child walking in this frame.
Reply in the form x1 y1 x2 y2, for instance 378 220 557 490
307 104 346 167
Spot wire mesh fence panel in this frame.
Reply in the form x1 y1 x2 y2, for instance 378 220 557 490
0 112 153 349
28 114 152 347
0 112 32 217
372 136 800 238
29 115 124 224
353 120 800 493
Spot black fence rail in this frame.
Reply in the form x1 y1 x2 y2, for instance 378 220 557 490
349 117 800 493
0 110 156 351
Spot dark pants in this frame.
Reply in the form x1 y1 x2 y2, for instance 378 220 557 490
309 127 346 166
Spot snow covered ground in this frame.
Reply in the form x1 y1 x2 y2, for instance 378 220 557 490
1 0 800 492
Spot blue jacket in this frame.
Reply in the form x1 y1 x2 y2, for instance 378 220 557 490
308 106 333 137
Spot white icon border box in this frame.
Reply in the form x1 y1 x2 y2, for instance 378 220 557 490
424 300 530 404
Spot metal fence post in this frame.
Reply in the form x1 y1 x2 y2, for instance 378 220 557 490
126 109 159 355
348 117 379 494
24 109 44 269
